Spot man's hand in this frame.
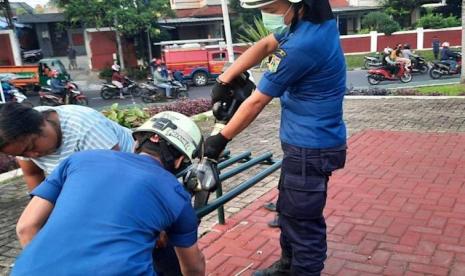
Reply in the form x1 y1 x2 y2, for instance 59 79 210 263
204 132 230 160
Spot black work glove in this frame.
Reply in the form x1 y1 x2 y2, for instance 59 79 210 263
204 132 230 160
211 79 233 104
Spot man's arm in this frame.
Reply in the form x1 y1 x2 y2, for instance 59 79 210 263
174 243 205 276
17 159 45 192
221 89 273 140
16 196 54 248
220 34 279 83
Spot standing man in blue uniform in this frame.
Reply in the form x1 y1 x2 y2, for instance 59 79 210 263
204 0 347 275
11 112 205 276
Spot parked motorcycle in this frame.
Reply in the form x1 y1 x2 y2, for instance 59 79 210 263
367 62 412 85
364 53 383 69
429 53 462 79
100 77 142 100
140 79 189 103
39 82 88 106
21 48 43 63
409 54 430 74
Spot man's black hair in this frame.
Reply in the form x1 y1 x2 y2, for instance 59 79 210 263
135 133 184 173
0 103 45 149
290 0 334 31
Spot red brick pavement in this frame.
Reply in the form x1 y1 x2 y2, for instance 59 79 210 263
199 130 465 276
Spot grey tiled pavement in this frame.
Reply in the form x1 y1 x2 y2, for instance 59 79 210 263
2 98 465 275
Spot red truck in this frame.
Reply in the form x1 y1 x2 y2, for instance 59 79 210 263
163 46 243 86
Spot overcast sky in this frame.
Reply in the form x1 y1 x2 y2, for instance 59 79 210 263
16 0 49 8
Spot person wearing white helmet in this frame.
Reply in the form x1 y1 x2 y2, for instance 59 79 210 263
382 47 399 77
205 0 346 275
11 111 205 276
111 63 126 99
440 41 459 71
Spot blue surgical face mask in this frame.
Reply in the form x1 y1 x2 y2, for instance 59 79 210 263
261 5 293 34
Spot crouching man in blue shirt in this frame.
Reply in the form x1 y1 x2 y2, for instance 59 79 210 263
11 111 205 276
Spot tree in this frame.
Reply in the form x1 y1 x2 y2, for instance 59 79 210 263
436 0 462 18
34 4 45 14
229 0 261 41
54 0 173 66
382 0 429 27
416 12 460 28
362 11 401 35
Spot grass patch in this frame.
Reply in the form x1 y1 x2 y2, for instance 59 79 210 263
416 84 465 96
345 54 370 70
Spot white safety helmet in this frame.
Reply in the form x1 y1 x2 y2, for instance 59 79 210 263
441 42 450 48
383 47 393 55
133 111 203 162
240 0 301 9
111 64 120 71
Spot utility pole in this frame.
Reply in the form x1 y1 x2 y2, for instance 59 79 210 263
114 17 125 70
461 0 465 84
220 0 234 62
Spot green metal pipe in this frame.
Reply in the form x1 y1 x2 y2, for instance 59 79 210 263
217 151 252 170
219 152 273 181
196 160 282 218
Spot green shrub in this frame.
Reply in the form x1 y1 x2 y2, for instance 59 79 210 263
99 67 113 80
126 67 149 81
416 13 460 29
362 11 400 35
102 103 150 128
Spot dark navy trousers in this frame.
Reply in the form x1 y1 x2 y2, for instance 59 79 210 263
277 142 346 275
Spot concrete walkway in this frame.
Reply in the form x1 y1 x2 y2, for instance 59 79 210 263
2 98 465 275
200 130 465 275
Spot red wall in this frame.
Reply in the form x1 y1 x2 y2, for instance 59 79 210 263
0 34 14 66
340 36 370 53
377 33 417 52
89 31 138 70
424 29 461 49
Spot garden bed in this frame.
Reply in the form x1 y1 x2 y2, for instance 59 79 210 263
346 84 465 96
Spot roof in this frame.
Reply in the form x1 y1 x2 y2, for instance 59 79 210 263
10 2 34 15
332 5 380 13
175 5 224 18
159 16 223 24
17 13 65 24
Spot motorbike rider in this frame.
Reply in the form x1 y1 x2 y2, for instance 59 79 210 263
11 111 206 276
50 70 67 101
401 44 414 59
204 0 347 274
111 64 126 99
153 63 174 99
382 47 399 77
440 42 459 72
391 44 411 71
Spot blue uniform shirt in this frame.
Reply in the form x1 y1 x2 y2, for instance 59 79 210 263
12 150 198 276
258 19 347 149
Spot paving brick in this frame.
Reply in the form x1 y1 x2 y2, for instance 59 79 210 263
323 257 345 275
355 239 378 255
450 262 465 276
408 263 449 275
383 260 408 275
431 250 454 267
344 261 384 274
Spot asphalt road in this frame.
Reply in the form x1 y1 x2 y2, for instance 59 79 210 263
26 84 214 110
25 70 460 110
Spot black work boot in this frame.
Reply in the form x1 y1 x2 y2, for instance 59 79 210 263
252 256 291 276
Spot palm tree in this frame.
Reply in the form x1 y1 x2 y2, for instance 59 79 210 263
237 18 271 68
